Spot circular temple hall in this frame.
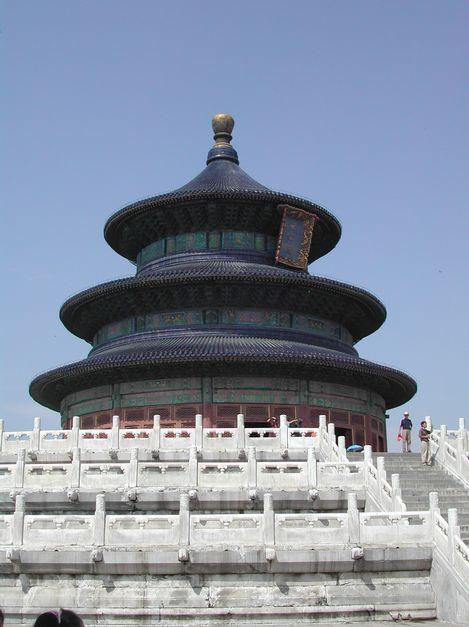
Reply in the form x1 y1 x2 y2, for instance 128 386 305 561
30 114 416 451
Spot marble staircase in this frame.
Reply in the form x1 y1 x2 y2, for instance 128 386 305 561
374 453 469 544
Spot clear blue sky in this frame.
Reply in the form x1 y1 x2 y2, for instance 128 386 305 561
1 1 468 449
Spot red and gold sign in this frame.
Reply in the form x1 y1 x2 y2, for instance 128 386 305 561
275 205 317 269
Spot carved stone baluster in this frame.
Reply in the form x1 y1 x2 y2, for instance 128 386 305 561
94 494 106 546
376 456 386 507
279 414 288 448
15 449 25 489
128 449 138 488
263 492 275 554
178 493 190 561
447 508 460 567
307 448 317 488
111 415 120 449
31 417 41 451
195 414 203 449
347 492 360 544
13 493 25 547
151 414 161 451
440 425 447 465
391 474 402 511
338 435 347 461
188 446 198 488
70 416 80 449
236 414 245 450
70 447 81 489
429 491 440 533
247 446 257 489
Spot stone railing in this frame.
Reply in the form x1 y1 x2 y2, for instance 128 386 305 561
0 447 365 492
430 418 469 488
0 492 433 553
2 493 466 590
430 491 469 599
362 445 406 512
0 492 466 573
0 415 330 456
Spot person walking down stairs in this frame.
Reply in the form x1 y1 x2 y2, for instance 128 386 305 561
419 420 432 465
399 411 413 452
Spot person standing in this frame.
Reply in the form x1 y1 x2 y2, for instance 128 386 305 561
399 411 413 452
419 420 433 465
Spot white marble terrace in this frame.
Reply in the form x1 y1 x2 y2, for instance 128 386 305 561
1 414 469 624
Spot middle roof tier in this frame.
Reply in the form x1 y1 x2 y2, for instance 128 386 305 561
60 259 386 344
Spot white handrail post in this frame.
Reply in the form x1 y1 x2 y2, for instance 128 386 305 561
391 474 401 510
70 416 80 449
178 493 190 550
13 494 25 546
363 445 372 462
363 445 372 488
128 449 138 488
32 417 41 451
247 446 257 489
338 435 347 461
236 414 245 449
151 415 161 450
0 418 4 452
195 414 203 449
93 494 106 547
263 492 275 548
458 417 468 451
279 415 288 448
447 508 459 566
429 492 440 532
318 414 326 452
188 446 198 488
347 492 360 544
376 456 386 482
456 435 465 473
111 415 120 449
376 457 386 507
307 448 317 488
440 425 447 464
327 422 336 460
15 449 25 489
70 447 81 489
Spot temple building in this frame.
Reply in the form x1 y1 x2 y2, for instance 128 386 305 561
30 114 416 451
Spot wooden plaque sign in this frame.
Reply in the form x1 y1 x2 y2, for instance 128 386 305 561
275 205 317 269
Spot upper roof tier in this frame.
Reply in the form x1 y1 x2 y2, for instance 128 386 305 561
104 114 341 264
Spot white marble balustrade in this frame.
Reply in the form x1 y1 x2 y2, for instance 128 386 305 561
0 415 325 455
0 492 464 557
430 418 469 488
0 447 362 491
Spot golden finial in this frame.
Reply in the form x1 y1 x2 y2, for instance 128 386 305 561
212 113 235 139
206 113 239 164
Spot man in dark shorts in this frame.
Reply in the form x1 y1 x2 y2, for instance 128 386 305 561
399 411 413 452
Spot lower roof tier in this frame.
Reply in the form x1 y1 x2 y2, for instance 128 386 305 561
60 260 387 344
30 334 417 412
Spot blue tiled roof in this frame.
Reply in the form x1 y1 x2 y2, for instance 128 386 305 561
29 333 417 412
59 260 387 343
175 159 270 194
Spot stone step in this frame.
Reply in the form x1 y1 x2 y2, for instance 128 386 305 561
402 494 469 501
398 483 461 488
401 489 464 495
